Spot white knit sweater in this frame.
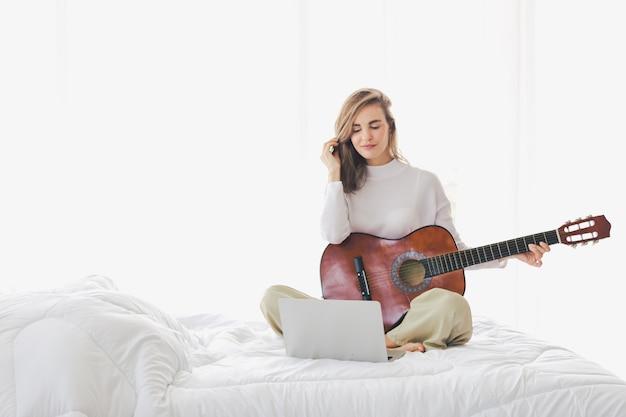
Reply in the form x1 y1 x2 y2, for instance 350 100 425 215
320 159 504 269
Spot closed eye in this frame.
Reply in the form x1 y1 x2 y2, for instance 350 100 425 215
353 121 382 132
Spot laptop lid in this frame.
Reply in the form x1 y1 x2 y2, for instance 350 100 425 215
278 298 404 363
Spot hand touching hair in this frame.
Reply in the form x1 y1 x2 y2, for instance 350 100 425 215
333 88 405 193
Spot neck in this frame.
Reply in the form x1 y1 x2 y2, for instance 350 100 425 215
367 153 393 166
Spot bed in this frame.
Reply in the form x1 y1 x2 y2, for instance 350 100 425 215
2 275 625 417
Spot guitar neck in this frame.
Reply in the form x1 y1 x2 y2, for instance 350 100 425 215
428 229 561 275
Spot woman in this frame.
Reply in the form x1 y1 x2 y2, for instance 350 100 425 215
260 88 550 352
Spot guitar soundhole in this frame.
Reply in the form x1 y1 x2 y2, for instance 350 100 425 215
391 250 431 294
399 260 425 286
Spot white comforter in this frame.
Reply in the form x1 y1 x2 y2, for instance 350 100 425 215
2 276 625 417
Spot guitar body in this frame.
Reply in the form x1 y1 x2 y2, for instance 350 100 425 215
320 226 466 332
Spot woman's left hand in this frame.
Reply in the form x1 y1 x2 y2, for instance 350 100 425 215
513 242 551 267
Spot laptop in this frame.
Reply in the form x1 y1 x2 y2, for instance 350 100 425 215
278 298 405 363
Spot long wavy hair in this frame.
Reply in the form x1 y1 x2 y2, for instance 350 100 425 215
334 88 406 193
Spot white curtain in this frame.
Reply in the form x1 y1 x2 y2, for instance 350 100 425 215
1 0 624 378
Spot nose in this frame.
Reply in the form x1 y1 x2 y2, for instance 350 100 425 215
361 128 372 141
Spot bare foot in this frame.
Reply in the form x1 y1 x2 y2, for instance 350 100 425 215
385 335 425 352
395 342 425 352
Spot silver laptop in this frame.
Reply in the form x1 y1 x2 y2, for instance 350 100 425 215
278 298 405 363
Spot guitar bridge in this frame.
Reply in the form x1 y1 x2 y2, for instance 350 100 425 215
353 256 372 301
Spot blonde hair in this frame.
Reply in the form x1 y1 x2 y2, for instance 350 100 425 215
334 88 405 193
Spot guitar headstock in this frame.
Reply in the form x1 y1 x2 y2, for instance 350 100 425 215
558 215 611 247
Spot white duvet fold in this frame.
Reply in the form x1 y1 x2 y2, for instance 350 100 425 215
1 276 192 417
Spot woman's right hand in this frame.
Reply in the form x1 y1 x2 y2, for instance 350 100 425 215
320 138 341 182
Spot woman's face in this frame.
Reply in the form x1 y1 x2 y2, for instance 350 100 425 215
349 103 392 166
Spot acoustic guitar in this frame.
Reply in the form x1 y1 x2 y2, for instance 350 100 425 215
320 215 611 331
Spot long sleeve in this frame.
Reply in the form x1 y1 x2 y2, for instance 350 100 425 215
320 181 351 244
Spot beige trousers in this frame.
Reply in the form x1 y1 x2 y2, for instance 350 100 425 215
259 285 473 351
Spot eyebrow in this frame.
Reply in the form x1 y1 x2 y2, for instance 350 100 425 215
352 119 383 127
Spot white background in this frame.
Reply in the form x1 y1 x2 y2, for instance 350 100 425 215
1 0 624 379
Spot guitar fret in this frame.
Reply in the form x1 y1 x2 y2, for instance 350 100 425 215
488 245 495 261
438 255 445 274
545 231 554 244
443 254 451 273
476 247 484 264
453 252 461 270
549 230 558 244
432 256 439 275
437 255 445 274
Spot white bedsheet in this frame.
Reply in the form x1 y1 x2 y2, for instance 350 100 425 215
1 276 625 417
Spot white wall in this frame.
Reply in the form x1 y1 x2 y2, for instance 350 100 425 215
522 0 625 380
1 0 624 379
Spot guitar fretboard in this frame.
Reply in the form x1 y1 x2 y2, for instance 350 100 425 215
424 230 560 277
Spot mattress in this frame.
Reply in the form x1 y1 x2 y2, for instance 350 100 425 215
1 275 625 417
